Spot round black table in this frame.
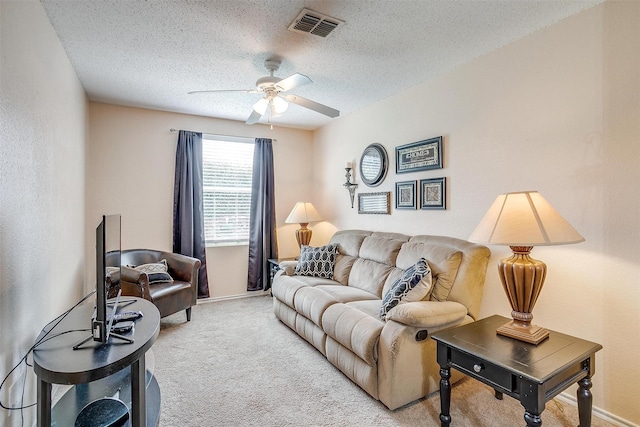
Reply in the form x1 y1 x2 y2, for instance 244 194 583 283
33 297 160 427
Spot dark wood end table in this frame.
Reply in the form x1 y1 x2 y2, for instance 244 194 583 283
431 315 602 427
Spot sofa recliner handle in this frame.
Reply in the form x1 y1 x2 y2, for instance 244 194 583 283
415 330 429 342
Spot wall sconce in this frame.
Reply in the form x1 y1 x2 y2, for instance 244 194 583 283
343 162 358 208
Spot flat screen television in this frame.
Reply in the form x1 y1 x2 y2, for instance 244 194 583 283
74 214 133 349
94 214 121 343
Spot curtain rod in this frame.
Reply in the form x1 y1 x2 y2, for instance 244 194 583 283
169 128 277 142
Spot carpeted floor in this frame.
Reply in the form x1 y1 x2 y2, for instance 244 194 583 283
152 295 614 427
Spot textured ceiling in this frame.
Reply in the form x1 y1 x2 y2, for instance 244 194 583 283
40 0 601 130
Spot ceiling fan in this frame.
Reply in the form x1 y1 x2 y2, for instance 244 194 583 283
188 58 339 125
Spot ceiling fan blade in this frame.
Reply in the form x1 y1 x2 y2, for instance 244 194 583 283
188 89 259 95
245 109 262 125
275 73 312 93
284 94 340 118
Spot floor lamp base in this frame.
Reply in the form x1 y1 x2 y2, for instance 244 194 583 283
497 319 549 345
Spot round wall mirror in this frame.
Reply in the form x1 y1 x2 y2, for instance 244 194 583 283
360 143 388 187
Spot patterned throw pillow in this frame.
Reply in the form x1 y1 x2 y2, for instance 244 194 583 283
133 259 174 284
379 258 432 321
294 243 338 279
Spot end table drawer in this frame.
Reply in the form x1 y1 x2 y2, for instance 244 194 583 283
451 350 513 391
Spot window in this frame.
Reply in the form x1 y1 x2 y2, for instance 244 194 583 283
202 135 255 245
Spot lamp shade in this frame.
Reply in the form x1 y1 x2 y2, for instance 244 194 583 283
469 191 584 247
253 98 269 115
271 96 289 114
285 202 322 224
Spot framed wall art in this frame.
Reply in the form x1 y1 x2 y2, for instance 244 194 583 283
358 192 391 214
420 177 446 210
396 136 443 174
395 181 417 210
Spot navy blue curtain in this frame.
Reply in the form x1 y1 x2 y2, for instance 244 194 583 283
173 130 209 298
247 138 278 291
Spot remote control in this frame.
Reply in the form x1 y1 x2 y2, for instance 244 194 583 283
111 321 134 334
112 311 143 322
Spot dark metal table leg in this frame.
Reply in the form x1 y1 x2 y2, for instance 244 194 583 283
37 378 51 427
131 356 147 427
439 367 452 427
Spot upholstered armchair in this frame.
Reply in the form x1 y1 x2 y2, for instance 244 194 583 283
107 249 201 321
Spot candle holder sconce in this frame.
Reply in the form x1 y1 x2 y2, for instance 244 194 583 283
343 164 358 208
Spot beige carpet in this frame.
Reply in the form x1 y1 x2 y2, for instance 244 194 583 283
152 295 613 427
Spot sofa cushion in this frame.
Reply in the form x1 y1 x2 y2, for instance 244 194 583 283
346 300 382 318
395 243 462 302
294 243 338 279
315 285 380 303
379 258 432 321
322 303 384 366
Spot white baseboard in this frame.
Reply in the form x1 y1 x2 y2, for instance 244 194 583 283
556 392 638 427
196 291 270 304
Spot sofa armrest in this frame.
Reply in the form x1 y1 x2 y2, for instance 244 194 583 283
120 265 152 301
385 301 468 329
278 260 298 276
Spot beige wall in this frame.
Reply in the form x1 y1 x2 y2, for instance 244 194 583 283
87 103 314 298
0 2 88 426
313 2 639 425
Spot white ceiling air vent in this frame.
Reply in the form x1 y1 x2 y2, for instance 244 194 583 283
288 9 344 38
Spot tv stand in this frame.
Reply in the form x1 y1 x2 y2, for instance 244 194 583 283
33 297 161 427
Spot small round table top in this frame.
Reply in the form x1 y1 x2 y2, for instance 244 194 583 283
33 297 160 384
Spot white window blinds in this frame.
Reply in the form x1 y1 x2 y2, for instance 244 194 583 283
202 136 255 245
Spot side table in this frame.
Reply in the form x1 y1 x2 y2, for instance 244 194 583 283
33 297 161 427
431 315 602 427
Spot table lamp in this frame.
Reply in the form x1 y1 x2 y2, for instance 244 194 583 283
285 202 323 248
469 191 584 344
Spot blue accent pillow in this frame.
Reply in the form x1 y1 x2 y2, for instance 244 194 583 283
379 258 432 321
294 243 338 279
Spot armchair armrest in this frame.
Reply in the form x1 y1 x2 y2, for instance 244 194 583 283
160 252 201 283
385 301 468 329
120 265 152 301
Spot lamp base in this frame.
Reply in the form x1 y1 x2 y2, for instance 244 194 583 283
295 224 312 248
496 319 549 344
497 246 549 345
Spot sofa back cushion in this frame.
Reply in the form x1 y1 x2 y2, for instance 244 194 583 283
330 231 371 285
348 258 394 297
346 236 404 297
393 242 462 302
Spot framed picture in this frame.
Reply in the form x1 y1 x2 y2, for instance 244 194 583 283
420 177 446 210
358 192 391 214
396 136 443 174
395 181 417 210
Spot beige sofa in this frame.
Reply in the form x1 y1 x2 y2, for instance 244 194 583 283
272 230 490 410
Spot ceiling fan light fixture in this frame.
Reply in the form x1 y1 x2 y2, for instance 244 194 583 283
272 96 289 114
253 98 268 115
